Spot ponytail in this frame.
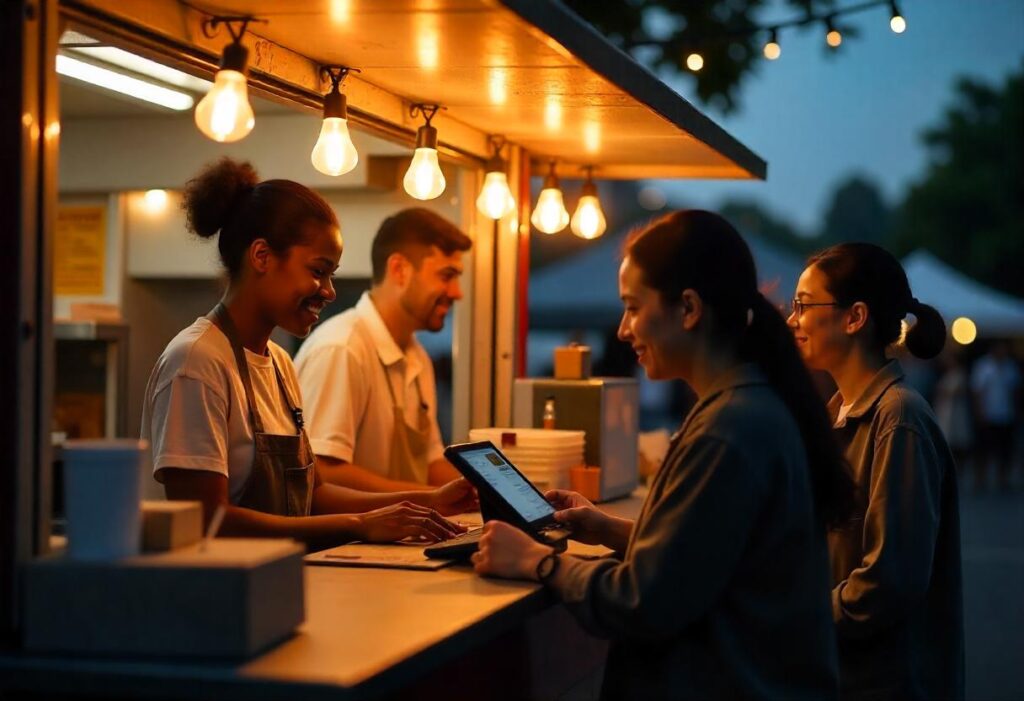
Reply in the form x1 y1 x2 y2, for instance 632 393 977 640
905 298 946 359
742 294 855 527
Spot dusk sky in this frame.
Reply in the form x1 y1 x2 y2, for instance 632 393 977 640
652 0 1024 235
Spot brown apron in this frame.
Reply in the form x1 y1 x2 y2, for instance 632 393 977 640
209 303 314 516
379 355 431 484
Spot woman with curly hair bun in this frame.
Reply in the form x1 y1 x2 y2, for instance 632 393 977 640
141 158 475 549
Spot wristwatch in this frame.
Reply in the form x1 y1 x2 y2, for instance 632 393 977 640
535 551 560 584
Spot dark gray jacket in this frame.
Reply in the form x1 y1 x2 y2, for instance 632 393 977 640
828 360 964 700
550 365 839 700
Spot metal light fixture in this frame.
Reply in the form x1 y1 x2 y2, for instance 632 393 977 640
531 160 569 234
570 167 607 240
476 136 516 220
195 16 256 143
403 104 446 200
311 66 360 176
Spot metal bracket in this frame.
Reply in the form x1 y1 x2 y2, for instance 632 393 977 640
319 65 361 93
200 15 264 43
410 103 443 126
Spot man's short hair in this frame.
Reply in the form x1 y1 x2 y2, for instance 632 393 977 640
371 208 472 283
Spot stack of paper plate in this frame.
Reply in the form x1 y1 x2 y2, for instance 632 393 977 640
467 428 585 491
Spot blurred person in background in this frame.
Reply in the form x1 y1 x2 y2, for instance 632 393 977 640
971 340 1022 490
934 350 975 476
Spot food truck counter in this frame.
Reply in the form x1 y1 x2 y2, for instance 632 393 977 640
0 491 647 700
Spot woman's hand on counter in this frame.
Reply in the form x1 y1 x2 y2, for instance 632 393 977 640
546 489 634 552
427 478 479 516
471 521 552 581
355 501 464 543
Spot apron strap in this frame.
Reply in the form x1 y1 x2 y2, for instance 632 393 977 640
270 356 305 433
209 302 266 436
208 303 306 436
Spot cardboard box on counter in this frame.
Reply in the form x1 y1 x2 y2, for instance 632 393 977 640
142 500 203 552
24 538 304 659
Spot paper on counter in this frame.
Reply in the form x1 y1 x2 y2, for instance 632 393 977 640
305 542 455 571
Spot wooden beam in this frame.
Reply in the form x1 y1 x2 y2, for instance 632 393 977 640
60 0 489 165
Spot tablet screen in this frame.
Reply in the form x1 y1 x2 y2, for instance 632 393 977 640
457 446 554 524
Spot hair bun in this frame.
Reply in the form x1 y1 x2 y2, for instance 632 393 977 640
905 300 946 359
182 157 259 240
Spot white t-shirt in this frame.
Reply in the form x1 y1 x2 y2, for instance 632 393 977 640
141 318 306 504
970 355 1021 424
294 292 445 479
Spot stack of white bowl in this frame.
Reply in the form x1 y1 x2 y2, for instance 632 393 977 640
467 428 585 491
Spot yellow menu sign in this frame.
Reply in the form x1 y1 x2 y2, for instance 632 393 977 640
55 205 106 296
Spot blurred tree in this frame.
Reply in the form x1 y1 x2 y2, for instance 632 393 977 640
565 0 855 113
890 61 1023 296
719 199 813 253
820 174 891 244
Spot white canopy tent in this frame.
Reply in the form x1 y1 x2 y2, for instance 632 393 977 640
529 228 803 330
903 250 1024 337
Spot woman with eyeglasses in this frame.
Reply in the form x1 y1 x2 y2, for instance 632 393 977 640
472 210 854 699
788 243 964 700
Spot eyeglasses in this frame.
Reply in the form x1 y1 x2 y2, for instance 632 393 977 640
790 298 842 317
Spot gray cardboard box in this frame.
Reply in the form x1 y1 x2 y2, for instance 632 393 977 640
24 538 304 659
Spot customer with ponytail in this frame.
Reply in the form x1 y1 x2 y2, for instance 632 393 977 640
473 210 850 699
141 158 475 549
789 242 964 700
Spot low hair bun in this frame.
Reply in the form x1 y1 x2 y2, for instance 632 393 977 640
182 157 259 240
905 300 946 359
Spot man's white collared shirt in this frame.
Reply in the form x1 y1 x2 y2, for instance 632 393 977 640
294 292 444 479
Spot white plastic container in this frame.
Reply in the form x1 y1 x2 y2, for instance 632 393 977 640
63 439 148 561
469 427 585 448
520 465 571 491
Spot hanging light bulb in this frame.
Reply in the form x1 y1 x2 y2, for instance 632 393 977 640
889 1 907 33
531 161 569 234
825 17 843 48
195 18 255 142
311 66 359 176
685 52 704 72
403 104 446 200
571 167 607 240
763 28 781 60
476 136 516 220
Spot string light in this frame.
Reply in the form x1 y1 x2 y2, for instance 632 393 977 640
531 160 569 234
825 16 843 47
476 136 516 220
763 28 781 60
310 66 359 176
195 17 256 143
648 0 910 69
403 104 446 200
889 1 907 33
570 167 607 240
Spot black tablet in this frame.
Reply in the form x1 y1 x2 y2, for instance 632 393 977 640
444 441 559 531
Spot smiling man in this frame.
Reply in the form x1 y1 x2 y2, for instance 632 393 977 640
295 208 472 491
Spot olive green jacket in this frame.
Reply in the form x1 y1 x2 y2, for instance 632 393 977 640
550 365 839 700
828 360 964 700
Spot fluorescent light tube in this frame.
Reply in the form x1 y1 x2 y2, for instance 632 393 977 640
56 54 195 111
